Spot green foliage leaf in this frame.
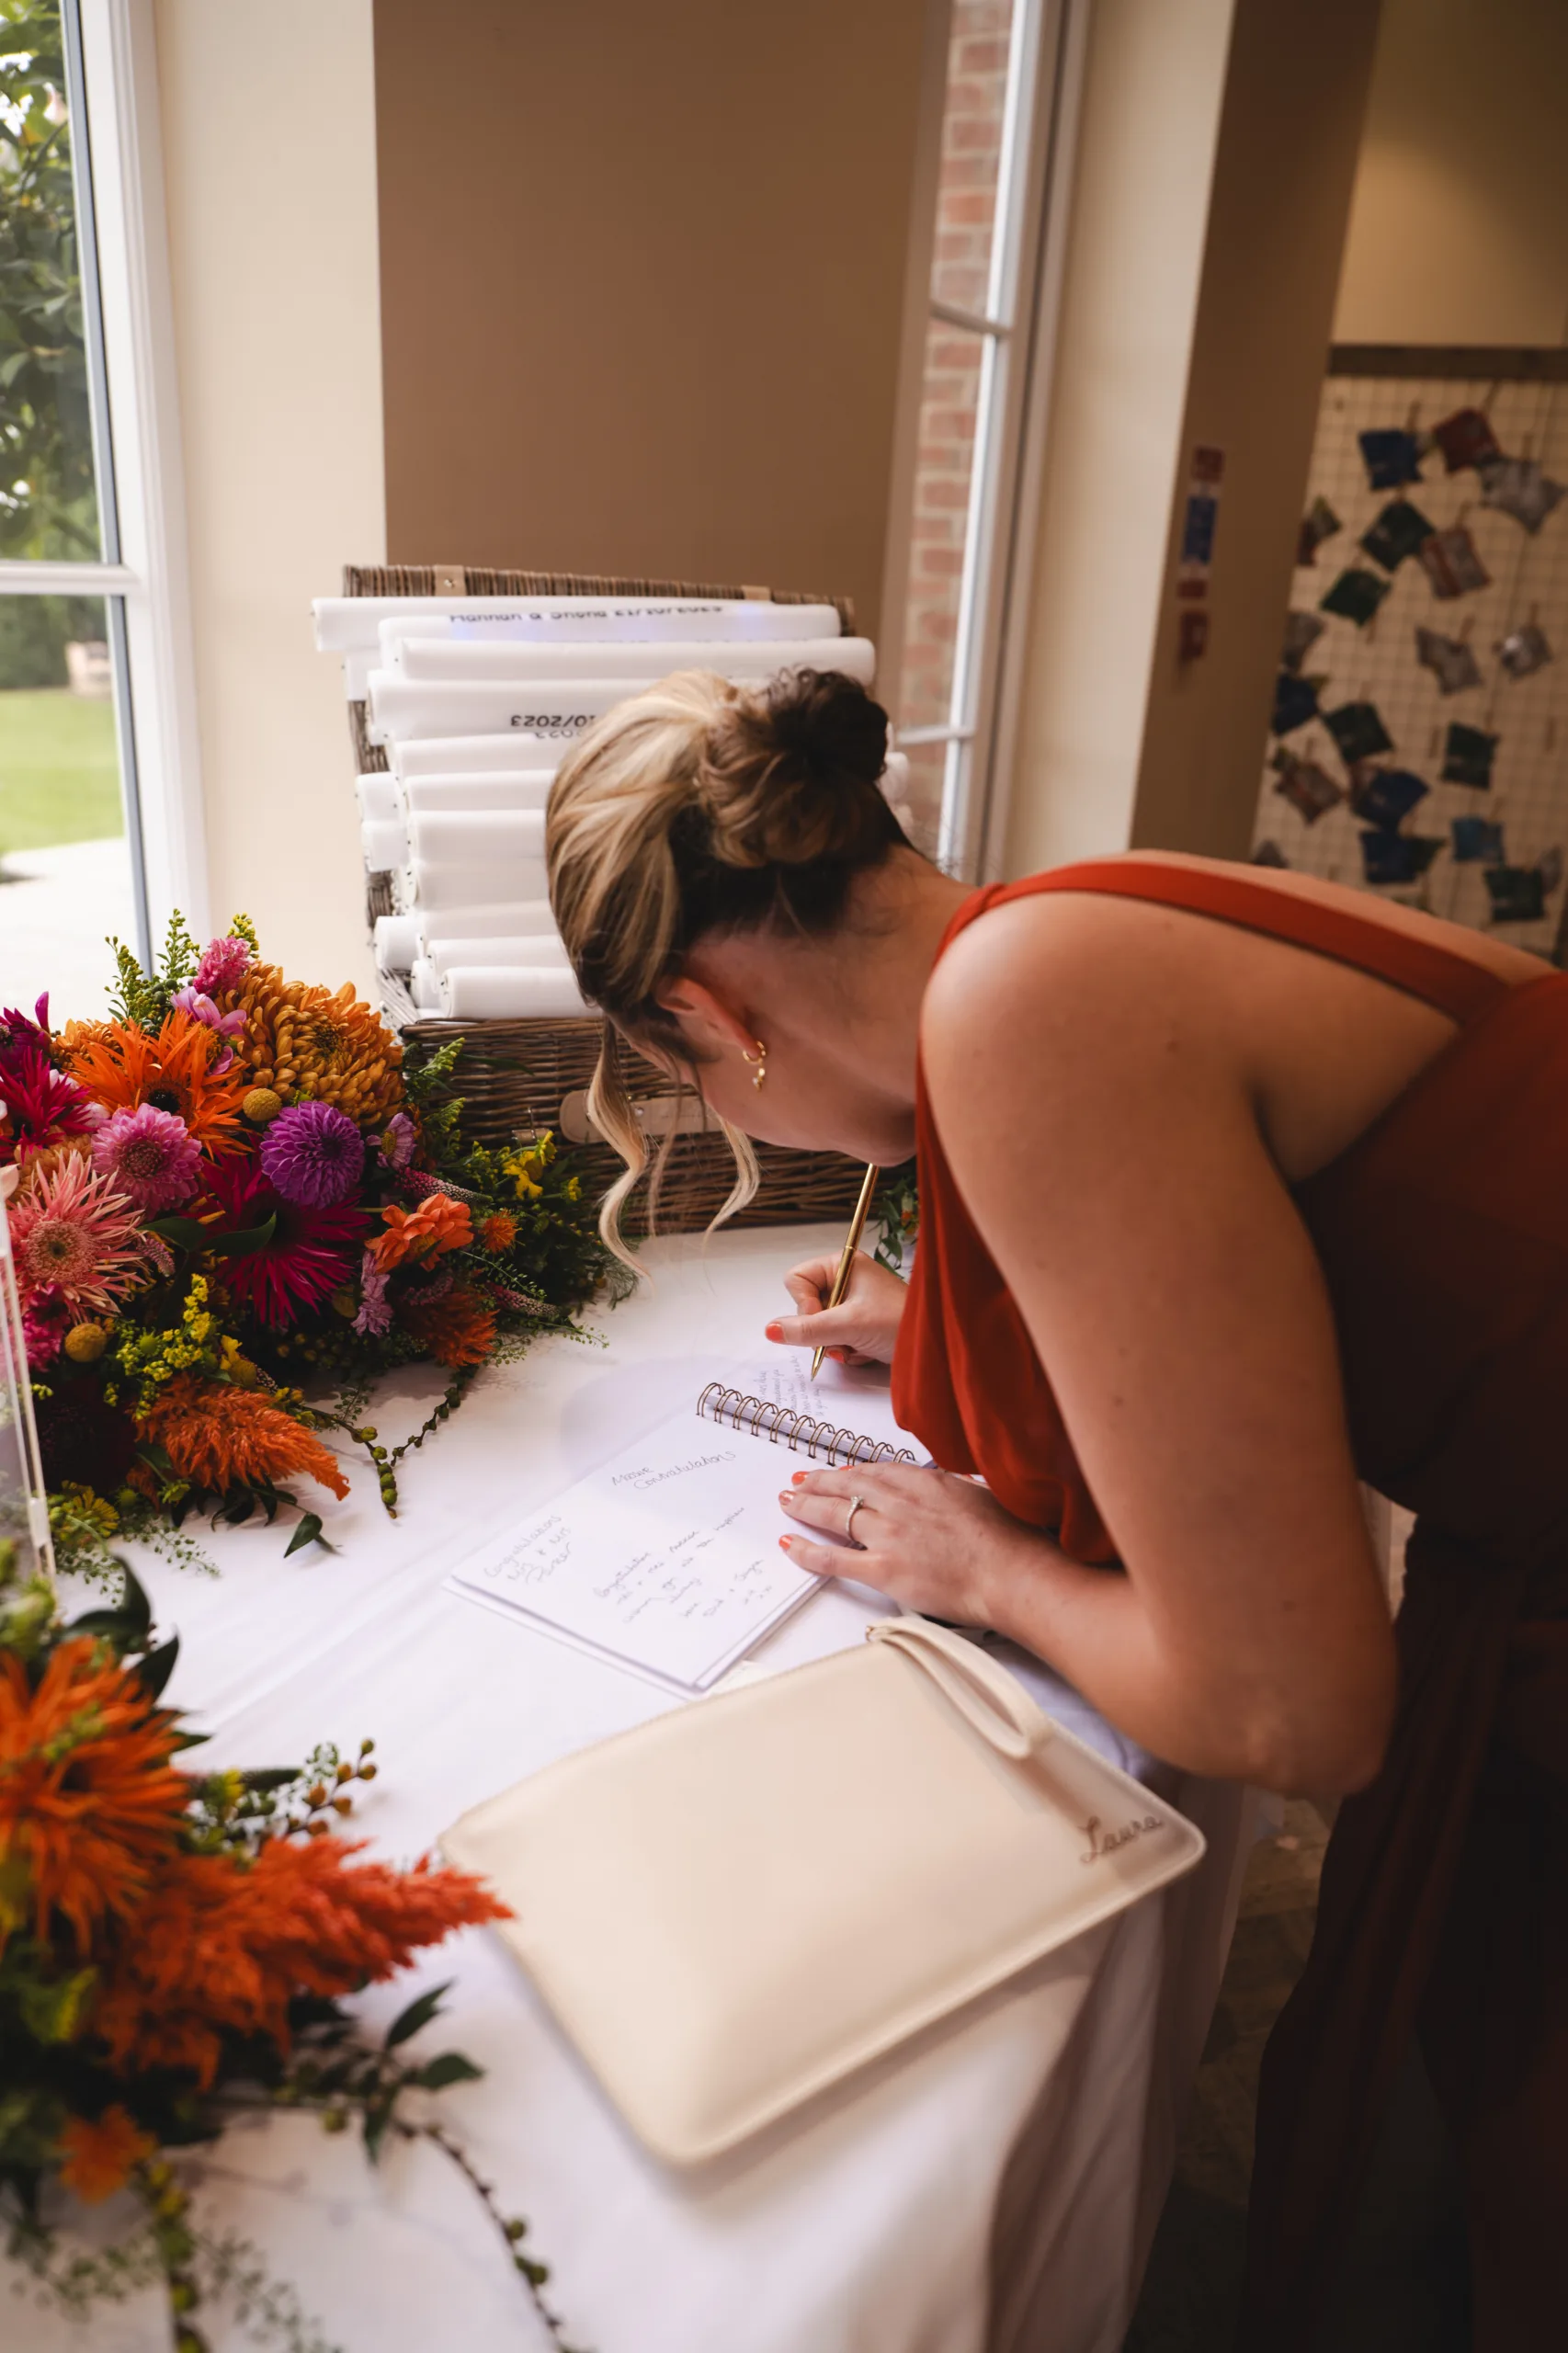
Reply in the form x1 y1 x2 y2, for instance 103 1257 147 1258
411 2051 484 2091
283 1512 328 1559
383 1980 451 2049
131 1631 180 1701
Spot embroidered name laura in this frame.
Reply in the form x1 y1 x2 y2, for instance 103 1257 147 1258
1079 1813 1162 1865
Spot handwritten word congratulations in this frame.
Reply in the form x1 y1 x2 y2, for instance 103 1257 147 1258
609 1450 737 1493
1079 1813 1162 1866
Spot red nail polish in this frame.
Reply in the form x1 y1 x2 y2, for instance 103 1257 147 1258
778 1535 790 1551
765 1322 782 1341
791 1472 807 1485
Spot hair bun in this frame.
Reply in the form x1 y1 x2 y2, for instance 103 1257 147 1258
697 667 892 870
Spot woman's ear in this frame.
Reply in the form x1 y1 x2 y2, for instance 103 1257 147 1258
653 972 756 1058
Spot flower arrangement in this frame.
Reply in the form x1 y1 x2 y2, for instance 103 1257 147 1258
0 916 620 1574
0 1540 585 2350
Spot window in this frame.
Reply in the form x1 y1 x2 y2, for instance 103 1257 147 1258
0 0 200 1012
891 0 1083 878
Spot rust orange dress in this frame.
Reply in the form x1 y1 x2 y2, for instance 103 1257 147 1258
891 858 1568 2349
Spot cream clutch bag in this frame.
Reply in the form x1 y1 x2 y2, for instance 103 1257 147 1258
441 1617 1205 2165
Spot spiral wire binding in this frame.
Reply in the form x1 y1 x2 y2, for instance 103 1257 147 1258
697 1382 917 1467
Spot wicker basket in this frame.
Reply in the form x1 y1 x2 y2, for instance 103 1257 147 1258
347 563 870 1233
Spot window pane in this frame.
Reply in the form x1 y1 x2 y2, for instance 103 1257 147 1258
900 315 985 735
0 593 134 1014
897 741 952 858
0 1 104 560
928 0 1018 317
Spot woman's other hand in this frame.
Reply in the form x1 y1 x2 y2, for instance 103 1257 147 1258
776 1461 1046 1624
765 1247 907 1366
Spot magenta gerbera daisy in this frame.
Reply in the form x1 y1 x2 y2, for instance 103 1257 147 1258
92 1104 202 1213
7 1157 153 1317
200 1158 369 1327
0 1037 99 1161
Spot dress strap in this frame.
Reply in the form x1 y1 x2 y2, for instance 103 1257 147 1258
957 858 1513 1026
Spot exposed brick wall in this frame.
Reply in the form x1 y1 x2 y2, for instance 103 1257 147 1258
900 0 1011 747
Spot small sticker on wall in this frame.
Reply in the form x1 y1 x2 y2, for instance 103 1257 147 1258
1483 865 1547 924
1431 407 1502 473
1350 767 1429 830
1271 672 1320 736
1359 831 1442 887
1272 756 1343 824
1281 610 1327 671
1495 622 1552 680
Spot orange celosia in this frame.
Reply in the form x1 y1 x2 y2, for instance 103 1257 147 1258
62 1012 250 1156
93 1836 509 2087
0 1639 189 1950
139 1374 350 1501
369 1193 472 1272
478 1211 517 1253
403 1287 496 1369
58 2106 155 2203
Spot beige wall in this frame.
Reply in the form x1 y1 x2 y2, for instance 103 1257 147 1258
153 0 383 990
1334 0 1568 347
1131 0 1382 859
1004 0 1380 876
1003 0 1236 876
371 0 927 644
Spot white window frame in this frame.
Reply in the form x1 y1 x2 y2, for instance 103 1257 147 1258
0 0 203 961
890 0 1086 882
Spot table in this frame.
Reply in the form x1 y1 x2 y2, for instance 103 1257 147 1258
16 1226 1253 2353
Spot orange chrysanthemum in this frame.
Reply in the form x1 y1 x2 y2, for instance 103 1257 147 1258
57 2105 155 2203
62 1012 249 1157
219 965 404 1128
0 1639 189 1950
478 1211 517 1254
403 1287 496 1369
138 1374 350 1502
93 1836 509 2087
369 1193 472 1271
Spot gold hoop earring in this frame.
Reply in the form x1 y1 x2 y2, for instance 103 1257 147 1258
742 1040 767 1090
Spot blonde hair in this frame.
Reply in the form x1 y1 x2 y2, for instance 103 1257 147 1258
546 665 900 1268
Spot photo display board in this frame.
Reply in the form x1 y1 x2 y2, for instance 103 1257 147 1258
1251 359 1568 960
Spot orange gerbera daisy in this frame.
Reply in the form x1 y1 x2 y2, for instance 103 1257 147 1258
58 2105 155 2203
94 1836 508 2087
139 1374 350 1502
62 1011 249 1157
0 1638 189 1950
369 1192 472 1271
403 1287 496 1369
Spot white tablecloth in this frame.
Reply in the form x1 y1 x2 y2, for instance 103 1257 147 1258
16 1226 1252 2353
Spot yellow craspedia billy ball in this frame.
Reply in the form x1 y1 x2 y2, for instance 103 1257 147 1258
63 1323 108 1363
243 1086 284 1126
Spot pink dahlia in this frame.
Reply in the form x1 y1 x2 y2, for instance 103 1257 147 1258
7 1156 153 1317
92 1104 202 1212
258 1100 365 1208
194 935 252 995
201 1158 368 1327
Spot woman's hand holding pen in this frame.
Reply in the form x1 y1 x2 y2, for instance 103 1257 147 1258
765 1248 908 1367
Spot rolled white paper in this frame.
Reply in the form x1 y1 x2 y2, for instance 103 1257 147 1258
361 816 411 872
426 934 570 973
368 673 649 745
414 902 559 943
315 595 842 654
409 958 446 1012
393 635 875 687
390 734 564 779
440 966 593 1020
374 914 421 972
406 810 546 865
356 772 399 822
401 770 555 814
401 858 550 910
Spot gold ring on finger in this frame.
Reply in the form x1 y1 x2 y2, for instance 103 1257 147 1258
845 1495 869 1549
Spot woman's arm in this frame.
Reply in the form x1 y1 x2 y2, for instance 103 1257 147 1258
782 895 1397 1793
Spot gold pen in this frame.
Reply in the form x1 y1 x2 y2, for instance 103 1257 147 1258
811 1162 881 1379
